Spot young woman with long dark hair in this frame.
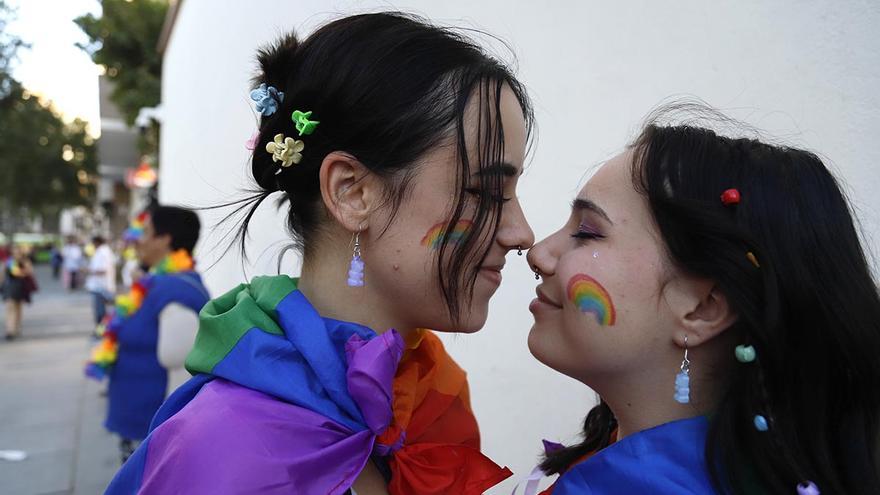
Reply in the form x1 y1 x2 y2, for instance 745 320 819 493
528 107 880 494
107 12 535 495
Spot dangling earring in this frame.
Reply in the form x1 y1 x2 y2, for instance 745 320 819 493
674 335 691 404
347 232 364 287
517 246 523 256
533 266 540 280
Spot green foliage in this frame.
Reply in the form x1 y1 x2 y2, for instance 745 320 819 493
0 0 98 231
0 0 27 97
75 0 168 126
0 86 98 215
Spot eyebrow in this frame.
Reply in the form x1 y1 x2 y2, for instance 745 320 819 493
474 162 520 178
572 197 614 225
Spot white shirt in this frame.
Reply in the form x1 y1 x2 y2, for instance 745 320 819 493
61 244 83 271
85 244 116 293
158 303 200 396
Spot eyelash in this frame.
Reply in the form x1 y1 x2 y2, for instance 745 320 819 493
465 188 512 204
571 224 605 241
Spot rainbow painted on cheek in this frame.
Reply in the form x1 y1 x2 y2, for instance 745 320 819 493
567 273 616 326
420 220 473 250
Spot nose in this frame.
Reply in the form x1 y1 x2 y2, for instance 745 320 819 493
526 229 560 279
496 198 535 253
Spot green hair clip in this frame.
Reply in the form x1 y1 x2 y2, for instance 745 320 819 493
291 110 320 136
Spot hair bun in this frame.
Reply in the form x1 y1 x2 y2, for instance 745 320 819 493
254 32 300 89
249 33 302 193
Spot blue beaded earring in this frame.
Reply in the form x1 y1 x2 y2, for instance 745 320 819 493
674 335 691 404
347 232 364 287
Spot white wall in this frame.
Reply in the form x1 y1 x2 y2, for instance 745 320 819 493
159 1 880 491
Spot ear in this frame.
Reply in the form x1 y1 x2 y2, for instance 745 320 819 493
664 276 738 348
318 151 380 233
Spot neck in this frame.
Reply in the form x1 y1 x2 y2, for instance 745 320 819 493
596 353 723 440
148 249 174 269
296 247 415 340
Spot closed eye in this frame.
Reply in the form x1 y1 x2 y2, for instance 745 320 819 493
465 187 512 204
571 231 605 240
572 222 605 241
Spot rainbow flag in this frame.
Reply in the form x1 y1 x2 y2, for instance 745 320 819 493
106 276 510 494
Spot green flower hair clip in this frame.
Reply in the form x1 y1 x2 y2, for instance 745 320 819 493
291 110 320 136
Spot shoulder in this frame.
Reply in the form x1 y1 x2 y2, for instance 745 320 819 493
150 272 206 295
140 381 292 491
139 379 341 493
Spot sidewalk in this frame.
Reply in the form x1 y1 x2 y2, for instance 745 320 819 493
0 265 118 494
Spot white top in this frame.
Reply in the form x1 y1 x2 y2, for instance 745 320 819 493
61 244 83 271
121 258 140 289
158 302 200 396
85 244 116 293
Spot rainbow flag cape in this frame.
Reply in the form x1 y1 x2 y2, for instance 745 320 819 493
105 275 510 494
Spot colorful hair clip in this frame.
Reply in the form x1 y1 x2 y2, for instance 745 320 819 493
266 133 304 168
753 414 769 431
746 251 760 268
245 130 259 151
735 344 756 363
721 188 741 206
291 110 320 136
250 83 284 116
797 481 820 495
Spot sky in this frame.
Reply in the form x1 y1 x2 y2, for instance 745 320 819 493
6 0 102 134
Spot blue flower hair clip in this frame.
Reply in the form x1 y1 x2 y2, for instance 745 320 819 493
250 83 284 116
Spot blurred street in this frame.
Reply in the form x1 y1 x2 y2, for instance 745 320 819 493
0 265 117 494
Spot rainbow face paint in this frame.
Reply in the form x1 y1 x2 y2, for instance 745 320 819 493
567 273 616 326
421 220 473 250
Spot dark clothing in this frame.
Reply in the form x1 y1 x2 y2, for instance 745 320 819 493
2 264 32 303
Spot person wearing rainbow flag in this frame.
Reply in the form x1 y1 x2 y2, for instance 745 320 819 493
105 12 534 495
86 206 210 463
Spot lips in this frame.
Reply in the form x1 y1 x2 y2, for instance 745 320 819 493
479 263 504 285
481 265 504 272
479 259 506 272
535 286 562 308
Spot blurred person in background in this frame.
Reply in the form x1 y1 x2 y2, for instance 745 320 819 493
85 236 117 325
62 236 84 291
1 245 35 340
50 243 63 279
84 206 210 463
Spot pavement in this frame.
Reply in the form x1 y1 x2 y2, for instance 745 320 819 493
0 265 118 494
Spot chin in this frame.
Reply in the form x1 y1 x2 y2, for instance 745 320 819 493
526 325 546 361
528 328 594 386
446 307 489 334
527 323 559 370
449 314 488 334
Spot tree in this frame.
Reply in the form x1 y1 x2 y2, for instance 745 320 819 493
0 2 98 241
0 87 98 240
0 0 26 97
75 0 168 127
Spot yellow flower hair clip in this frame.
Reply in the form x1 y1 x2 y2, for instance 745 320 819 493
266 133 304 168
